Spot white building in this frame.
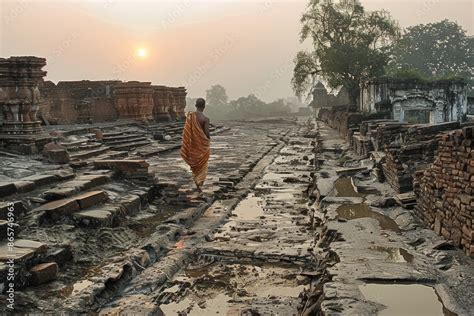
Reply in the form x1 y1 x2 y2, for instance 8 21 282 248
360 77 468 124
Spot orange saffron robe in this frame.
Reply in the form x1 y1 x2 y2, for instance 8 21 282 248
180 112 210 186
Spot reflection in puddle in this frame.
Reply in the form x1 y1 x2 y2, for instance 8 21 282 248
232 193 265 220
336 204 400 232
369 246 414 263
160 263 305 315
359 284 456 316
255 285 306 298
334 177 365 197
160 294 234 315
263 171 293 182
59 280 94 298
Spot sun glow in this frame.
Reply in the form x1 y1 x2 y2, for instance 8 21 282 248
136 48 148 58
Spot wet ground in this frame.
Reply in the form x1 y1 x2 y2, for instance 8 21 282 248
2 117 473 315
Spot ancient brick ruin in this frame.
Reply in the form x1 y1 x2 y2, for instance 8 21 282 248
318 103 473 257
414 126 474 256
39 80 187 125
0 56 51 153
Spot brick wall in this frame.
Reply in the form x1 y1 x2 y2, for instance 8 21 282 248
414 126 474 257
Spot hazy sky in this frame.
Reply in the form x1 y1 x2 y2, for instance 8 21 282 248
1 0 472 101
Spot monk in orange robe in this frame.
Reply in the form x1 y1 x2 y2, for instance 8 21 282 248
181 98 211 193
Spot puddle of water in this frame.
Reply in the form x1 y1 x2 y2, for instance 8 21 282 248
160 293 234 315
369 246 414 263
335 177 365 197
336 204 401 232
59 280 94 298
359 284 456 316
232 193 265 220
162 263 305 314
255 285 306 298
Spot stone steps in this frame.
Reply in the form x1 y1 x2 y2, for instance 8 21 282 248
73 191 149 227
102 131 125 138
102 133 146 142
42 174 110 201
96 151 130 160
0 171 75 198
33 190 109 222
69 147 111 160
110 141 151 151
102 136 149 146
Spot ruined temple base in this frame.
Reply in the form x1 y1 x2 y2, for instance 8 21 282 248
0 133 51 154
0 121 43 135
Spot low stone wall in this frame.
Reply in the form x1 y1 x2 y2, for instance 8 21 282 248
318 107 389 141
414 126 474 257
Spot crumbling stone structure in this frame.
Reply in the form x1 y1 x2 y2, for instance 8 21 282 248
172 87 187 119
0 56 50 153
40 81 187 124
309 82 350 109
318 106 389 141
113 81 154 122
40 80 120 124
318 102 474 256
414 126 474 257
360 77 468 124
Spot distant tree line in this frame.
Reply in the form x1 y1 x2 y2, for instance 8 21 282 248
188 85 295 121
292 0 474 104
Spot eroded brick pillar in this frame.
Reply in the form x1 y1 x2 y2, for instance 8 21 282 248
113 81 154 122
173 87 187 120
152 85 170 121
0 56 46 135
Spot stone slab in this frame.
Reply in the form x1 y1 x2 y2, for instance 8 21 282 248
15 239 47 253
74 191 108 209
0 182 16 198
13 181 36 193
74 209 114 227
0 244 35 262
29 262 58 285
22 174 57 187
0 201 27 220
33 199 80 220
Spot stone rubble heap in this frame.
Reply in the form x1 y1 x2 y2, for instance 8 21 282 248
414 126 474 257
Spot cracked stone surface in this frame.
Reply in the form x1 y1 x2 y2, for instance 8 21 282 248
1 118 473 315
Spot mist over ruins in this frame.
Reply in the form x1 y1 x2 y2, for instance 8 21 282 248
0 0 473 314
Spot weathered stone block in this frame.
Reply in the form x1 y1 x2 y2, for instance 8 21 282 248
0 201 27 220
22 174 57 187
13 181 36 193
34 199 80 220
0 182 17 198
74 191 108 209
29 262 58 285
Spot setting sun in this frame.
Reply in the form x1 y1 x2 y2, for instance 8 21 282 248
136 48 148 58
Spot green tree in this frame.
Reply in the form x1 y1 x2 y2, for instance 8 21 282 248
205 84 228 108
292 0 399 104
388 20 473 87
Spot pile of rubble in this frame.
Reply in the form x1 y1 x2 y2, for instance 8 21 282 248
414 126 474 257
